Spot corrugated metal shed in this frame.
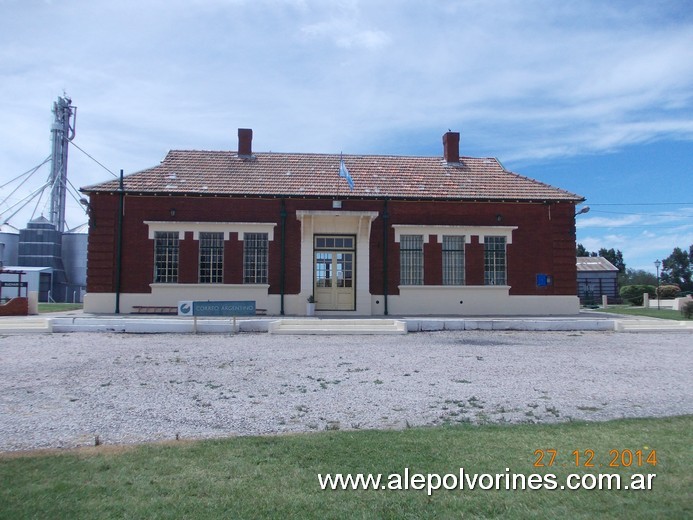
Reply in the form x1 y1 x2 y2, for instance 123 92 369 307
576 257 619 302
576 257 618 272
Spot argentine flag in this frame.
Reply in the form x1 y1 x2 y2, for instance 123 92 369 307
339 156 355 191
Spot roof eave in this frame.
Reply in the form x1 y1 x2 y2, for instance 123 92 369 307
79 188 584 204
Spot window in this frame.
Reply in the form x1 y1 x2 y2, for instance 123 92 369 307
484 236 507 285
154 231 179 283
244 233 268 284
442 235 465 285
199 232 224 283
315 236 354 250
400 234 423 285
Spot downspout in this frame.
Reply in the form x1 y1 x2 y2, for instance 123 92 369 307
114 169 124 314
280 198 287 315
382 198 389 316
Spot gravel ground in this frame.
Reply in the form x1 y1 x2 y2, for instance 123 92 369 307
0 330 691 452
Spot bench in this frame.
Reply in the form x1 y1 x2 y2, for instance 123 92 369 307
131 306 267 316
131 305 178 315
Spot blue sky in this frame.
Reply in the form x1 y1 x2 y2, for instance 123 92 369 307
1 0 691 272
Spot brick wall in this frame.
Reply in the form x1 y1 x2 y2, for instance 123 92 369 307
0 297 29 316
86 194 577 297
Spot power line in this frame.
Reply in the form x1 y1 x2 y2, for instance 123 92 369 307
578 224 693 229
0 181 51 223
0 156 51 209
69 140 119 178
30 184 48 222
591 209 693 218
587 202 693 206
0 155 51 190
65 181 88 215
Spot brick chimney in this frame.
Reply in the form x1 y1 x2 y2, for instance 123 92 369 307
443 131 460 163
238 128 253 157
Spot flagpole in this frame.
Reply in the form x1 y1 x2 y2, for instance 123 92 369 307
337 151 354 196
338 152 342 200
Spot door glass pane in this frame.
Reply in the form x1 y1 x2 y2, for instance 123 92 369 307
316 252 332 287
337 253 353 288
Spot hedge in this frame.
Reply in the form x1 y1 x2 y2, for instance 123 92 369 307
656 284 681 299
682 300 693 319
619 285 656 306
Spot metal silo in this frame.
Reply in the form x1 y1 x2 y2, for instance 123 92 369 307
62 222 88 302
18 216 67 301
0 223 20 266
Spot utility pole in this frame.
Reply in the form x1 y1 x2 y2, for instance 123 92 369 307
49 96 76 233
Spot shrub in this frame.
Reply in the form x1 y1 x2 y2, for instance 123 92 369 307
656 284 681 299
619 285 656 306
681 300 693 319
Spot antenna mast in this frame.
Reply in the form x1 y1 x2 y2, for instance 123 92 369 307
48 95 76 232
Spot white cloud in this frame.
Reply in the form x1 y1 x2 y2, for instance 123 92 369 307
1 0 692 232
577 215 642 229
577 209 693 272
301 19 390 50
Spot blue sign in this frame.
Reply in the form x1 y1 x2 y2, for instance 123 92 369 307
179 300 256 316
536 274 553 287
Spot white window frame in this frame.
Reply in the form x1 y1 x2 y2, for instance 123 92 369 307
400 234 424 285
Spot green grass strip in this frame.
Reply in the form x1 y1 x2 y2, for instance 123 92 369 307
37 303 83 313
1 416 690 519
593 306 691 321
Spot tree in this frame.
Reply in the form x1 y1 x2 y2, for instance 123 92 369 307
660 246 692 291
619 268 657 287
576 243 598 257
598 248 626 273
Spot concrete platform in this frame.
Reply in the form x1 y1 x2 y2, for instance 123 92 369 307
268 318 407 335
614 319 693 333
50 316 268 334
0 317 53 334
44 315 619 334
404 317 615 332
1 312 689 334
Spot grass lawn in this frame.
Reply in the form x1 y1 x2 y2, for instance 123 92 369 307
1 416 690 519
37 303 83 313
592 305 691 321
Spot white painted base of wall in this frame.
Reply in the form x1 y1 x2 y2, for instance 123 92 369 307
381 286 580 316
84 284 580 316
84 284 279 314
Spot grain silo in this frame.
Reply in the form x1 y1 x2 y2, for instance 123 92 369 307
62 222 88 302
17 216 66 302
0 223 19 266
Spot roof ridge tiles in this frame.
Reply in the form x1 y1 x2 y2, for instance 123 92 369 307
165 149 501 161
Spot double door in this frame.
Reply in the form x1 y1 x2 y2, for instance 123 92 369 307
314 235 355 311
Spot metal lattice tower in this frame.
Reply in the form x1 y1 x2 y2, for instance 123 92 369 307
48 96 76 233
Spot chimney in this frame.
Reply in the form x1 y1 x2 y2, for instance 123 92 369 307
443 131 460 163
238 128 253 157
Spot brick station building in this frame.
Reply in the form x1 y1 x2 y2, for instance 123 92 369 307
81 130 584 316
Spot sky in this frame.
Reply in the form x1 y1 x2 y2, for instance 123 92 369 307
1 0 692 272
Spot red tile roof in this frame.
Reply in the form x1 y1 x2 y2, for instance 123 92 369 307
82 150 584 202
